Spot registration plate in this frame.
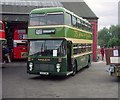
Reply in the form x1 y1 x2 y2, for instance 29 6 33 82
40 72 49 75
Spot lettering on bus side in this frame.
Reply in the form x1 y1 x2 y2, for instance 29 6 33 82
74 30 92 39
38 58 51 62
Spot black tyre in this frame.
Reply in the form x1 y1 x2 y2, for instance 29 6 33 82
72 61 77 76
87 58 91 68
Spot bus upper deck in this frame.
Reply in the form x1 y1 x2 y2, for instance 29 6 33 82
28 7 92 40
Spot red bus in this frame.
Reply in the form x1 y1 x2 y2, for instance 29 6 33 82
0 21 6 63
5 22 28 60
0 21 5 40
13 27 28 59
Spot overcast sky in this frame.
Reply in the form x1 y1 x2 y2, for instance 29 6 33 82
1 0 119 31
84 0 119 31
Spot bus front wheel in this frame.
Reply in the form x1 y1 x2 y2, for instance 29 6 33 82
72 60 77 76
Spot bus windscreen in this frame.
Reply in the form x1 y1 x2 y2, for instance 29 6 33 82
29 40 66 57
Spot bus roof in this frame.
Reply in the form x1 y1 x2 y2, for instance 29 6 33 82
30 7 65 14
30 7 91 25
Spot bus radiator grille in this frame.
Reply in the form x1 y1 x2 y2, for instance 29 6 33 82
34 64 55 71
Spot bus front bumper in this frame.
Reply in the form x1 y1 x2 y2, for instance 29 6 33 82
27 70 73 76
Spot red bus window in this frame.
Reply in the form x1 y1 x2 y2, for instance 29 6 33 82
17 43 27 47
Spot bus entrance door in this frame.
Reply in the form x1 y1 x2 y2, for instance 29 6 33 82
67 41 72 71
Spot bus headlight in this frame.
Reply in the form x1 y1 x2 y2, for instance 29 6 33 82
56 64 60 69
56 64 61 72
29 62 33 71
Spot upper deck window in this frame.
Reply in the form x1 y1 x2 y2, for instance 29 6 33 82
29 12 64 26
29 14 46 26
77 19 81 29
47 12 64 25
65 12 71 26
72 16 77 27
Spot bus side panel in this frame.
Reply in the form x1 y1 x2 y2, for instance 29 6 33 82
75 54 92 71
75 56 85 70
66 27 92 40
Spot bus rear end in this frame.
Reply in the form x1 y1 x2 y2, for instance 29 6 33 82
13 40 27 59
13 28 28 59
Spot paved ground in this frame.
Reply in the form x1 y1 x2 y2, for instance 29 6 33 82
1 60 119 98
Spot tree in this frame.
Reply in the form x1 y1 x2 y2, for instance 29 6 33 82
98 27 110 47
109 25 120 38
98 25 120 48
108 37 119 47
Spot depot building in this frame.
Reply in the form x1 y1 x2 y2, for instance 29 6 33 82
0 0 98 61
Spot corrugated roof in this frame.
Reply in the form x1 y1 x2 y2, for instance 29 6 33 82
0 0 63 7
0 1 98 20
61 2 98 19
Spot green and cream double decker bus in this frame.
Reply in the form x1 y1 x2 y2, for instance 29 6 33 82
27 7 92 76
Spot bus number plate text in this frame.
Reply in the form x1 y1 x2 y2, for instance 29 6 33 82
40 72 49 75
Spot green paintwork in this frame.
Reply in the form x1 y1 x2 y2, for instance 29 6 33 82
28 27 65 39
27 57 68 76
74 54 92 71
28 7 92 40
28 26 92 40
30 7 65 14
27 7 92 76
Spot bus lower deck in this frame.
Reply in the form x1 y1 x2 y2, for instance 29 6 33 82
27 39 92 76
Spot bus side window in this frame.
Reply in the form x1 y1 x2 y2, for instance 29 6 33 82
65 12 71 26
78 44 82 54
89 25 92 32
81 21 86 31
77 19 81 29
88 44 92 51
72 16 77 27
73 44 78 55
14 42 17 47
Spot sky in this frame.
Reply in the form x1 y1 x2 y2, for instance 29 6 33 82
84 0 119 31
0 0 119 31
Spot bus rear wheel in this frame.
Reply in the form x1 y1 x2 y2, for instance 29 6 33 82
72 61 77 76
87 58 91 68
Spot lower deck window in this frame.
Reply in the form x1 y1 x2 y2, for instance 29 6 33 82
73 44 92 55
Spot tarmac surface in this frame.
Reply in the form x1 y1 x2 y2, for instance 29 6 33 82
1 60 120 99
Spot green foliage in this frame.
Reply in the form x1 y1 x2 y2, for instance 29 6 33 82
98 25 120 48
108 37 119 47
